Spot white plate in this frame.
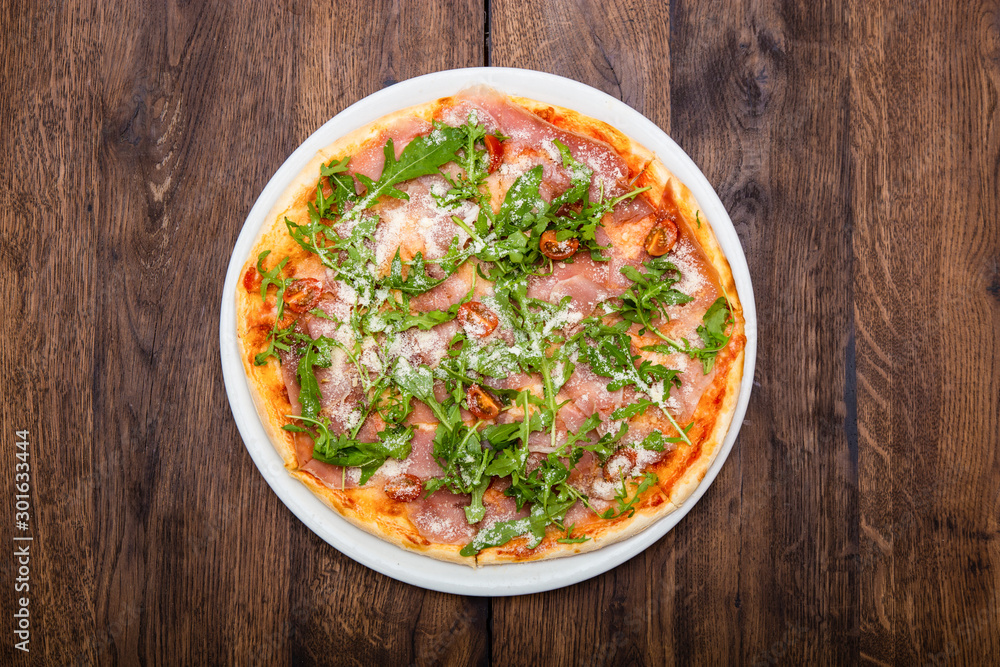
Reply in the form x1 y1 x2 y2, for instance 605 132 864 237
220 67 757 596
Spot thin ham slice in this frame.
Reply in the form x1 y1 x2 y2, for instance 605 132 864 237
409 270 474 313
527 429 568 453
348 116 433 182
562 361 625 418
453 87 631 203
373 175 478 273
300 459 359 490
409 489 475 544
484 371 537 394
402 426 443 479
480 477 529 529
527 254 618 318
390 321 459 368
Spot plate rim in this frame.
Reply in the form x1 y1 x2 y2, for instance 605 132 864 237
219 66 757 596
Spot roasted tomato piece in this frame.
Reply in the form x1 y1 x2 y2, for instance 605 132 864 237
466 384 500 420
243 266 262 292
645 214 679 257
484 134 504 174
284 278 323 313
457 301 499 338
384 474 423 502
603 448 639 481
539 230 579 260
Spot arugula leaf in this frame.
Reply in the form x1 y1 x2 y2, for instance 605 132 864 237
350 125 468 215
564 414 601 448
459 514 548 557
583 422 627 461
250 250 298 367
636 430 667 452
284 416 413 485
494 166 546 235
383 249 446 294
695 297 733 371
388 303 461 332
391 357 436 407
615 258 693 335
434 118 496 210
600 472 658 520
255 251 291 311
464 477 491 524
310 156 355 220
557 524 590 544
639 296 733 373
548 140 593 210
295 336 339 420
253 321 297 366
308 307 335 321
584 333 644 391
611 399 655 421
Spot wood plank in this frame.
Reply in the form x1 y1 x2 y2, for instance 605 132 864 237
852 2 1000 663
670 1 858 663
0 1 102 663
491 0 672 130
4 0 1000 663
1 0 487 664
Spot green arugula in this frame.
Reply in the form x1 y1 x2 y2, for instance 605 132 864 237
433 118 498 210
251 250 296 366
615 257 693 336
640 296 734 373
284 415 413 485
600 472 659 519
459 513 549 557
349 124 470 216
544 140 650 261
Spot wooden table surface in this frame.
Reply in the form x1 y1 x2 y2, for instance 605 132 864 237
2 1 998 664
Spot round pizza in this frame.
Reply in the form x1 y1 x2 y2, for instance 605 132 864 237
236 86 746 565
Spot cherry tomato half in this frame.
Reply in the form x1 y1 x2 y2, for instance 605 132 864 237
384 474 423 502
466 384 501 420
484 134 504 174
539 230 579 260
457 301 499 338
644 215 679 257
284 278 323 314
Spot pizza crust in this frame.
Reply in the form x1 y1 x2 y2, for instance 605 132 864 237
236 89 746 565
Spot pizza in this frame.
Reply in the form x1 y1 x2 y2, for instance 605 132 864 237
236 86 746 565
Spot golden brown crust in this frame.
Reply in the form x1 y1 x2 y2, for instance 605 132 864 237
291 471 474 565
236 90 746 565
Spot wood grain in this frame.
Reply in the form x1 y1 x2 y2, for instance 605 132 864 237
852 2 1000 664
0 0 486 665
1 0 998 664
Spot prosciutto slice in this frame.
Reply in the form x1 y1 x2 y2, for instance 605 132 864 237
408 489 476 544
453 87 631 203
347 116 433 182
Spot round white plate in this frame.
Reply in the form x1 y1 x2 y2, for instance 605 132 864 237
220 67 757 596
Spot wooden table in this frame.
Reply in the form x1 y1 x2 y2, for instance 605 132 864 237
2 1 998 664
